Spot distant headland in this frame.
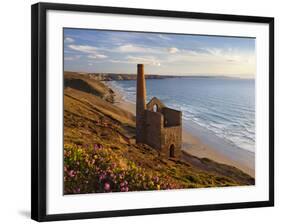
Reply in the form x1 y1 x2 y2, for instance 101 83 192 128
64 71 236 82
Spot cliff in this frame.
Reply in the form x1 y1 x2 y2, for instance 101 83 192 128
63 72 254 194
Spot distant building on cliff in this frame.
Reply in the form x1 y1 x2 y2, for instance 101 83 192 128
136 64 182 158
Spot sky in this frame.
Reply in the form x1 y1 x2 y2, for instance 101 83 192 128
64 28 256 78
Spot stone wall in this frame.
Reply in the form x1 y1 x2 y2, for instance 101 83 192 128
146 97 166 112
145 110 163 150
144 107 182 158
161 126 182 158
162 108 182 127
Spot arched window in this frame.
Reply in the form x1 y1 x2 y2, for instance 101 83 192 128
153 104 158 112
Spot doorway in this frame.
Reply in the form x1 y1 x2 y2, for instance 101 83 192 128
169 144 175 157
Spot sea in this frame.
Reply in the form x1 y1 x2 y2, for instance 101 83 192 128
109 77 255 153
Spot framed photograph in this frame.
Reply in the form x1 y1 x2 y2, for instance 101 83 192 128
31 2 274 222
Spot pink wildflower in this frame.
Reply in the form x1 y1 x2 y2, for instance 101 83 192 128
154 176 159 183
121 186 129 192
94 143 103 150
99 174 105 181
68 170 76 178
104 182 111 191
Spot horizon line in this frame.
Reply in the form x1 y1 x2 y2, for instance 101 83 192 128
64 70 255 79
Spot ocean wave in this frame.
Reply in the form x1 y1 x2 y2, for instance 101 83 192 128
111 78 255 152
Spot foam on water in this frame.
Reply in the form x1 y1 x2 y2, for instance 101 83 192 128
108 77 255 152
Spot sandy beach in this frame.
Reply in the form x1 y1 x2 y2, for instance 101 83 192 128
107 81 255 177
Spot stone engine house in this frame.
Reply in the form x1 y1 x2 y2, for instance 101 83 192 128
136 64 182 158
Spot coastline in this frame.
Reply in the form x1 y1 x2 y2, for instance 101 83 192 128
108 81 136 114
106 81 254 177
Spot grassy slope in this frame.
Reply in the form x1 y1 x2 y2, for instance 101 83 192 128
63 72 254 194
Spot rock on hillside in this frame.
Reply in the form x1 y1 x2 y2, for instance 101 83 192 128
64 72 115 103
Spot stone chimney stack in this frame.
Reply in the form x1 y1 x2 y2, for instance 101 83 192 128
136 64 146 143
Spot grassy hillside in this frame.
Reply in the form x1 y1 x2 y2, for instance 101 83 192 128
63 72 254 194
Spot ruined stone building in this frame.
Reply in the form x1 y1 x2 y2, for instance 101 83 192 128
136 64 182 158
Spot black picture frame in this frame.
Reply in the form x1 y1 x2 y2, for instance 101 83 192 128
31 2 274 222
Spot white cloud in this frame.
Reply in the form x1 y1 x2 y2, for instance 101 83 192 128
110 56 161 66
64 37 74 43
158 34 171 41
168 47 179 54
68 45 98 54
115 44 148 53
127 56 161 66
64 55 81 61
161 47 255 77
88 54 108 59
68 44 108 60
114 44 167 54
204 48 223 56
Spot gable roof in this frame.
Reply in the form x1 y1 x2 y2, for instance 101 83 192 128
146 97 166 111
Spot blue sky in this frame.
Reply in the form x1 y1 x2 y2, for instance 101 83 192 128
64 28 255 78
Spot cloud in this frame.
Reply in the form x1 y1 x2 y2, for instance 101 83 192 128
64 37 74 43
114 43 167 54
115 44 148 53
127 56 161 66
68 44 108 60
163 47 255 70
168 47 179 54
64 55 81 61
204 48 223 56
88 54 108 59
158 34 171 41
110 56 161 66
226 59 236 62
68 45 98 54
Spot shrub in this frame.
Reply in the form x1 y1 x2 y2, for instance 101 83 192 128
64 143 178 194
